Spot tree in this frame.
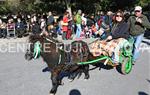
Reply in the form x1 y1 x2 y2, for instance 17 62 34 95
135 0 150 11
1 0 149 14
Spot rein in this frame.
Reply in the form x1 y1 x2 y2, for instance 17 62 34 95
33 37 62 65
45 37 57 44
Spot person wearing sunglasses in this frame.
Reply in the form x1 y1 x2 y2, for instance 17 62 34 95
106 10 130 40
97 10 130 64
128 6 150 62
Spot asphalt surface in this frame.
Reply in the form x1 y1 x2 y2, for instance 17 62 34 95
0 37 150 95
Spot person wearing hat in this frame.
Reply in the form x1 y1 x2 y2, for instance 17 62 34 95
128 6 150 62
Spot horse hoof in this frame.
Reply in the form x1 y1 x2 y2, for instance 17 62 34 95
84 79 88 81
61 82 64 85
84 75 90 80
99 67 101 70
68 79 74 82
60 82 64 86
49 93 55 95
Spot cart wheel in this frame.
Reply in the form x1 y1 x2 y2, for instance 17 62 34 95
121 57 132 75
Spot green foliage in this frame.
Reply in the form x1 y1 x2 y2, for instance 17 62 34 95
0 0 149 14
100 0 112 11
0 3 11 14
133 0 150 11
18 0 36 12
137 0 150 7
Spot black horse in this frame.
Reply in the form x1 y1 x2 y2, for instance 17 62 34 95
25 34 90 95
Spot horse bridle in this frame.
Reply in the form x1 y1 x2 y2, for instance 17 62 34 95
33 36 63 64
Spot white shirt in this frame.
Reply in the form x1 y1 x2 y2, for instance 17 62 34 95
81 16 87 25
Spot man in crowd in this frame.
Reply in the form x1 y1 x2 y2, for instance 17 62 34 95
47 11 55 32
128 6 150 62
15 18 25 38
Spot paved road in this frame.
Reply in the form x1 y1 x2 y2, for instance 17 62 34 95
0 37 150 95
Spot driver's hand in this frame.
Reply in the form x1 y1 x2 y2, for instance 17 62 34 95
105 36 112 42
107 36 112 40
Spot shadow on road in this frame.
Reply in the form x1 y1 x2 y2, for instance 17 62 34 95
146 79 150 83
138 91 149 95
42 67 51 72
90 62 113 71
144 30 150 39
142 40 150 45
69 89 81 95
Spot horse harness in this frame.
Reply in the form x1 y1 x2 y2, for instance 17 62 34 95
34 37 88 67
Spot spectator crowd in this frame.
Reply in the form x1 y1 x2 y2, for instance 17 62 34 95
0 9 131 39
0 6 150 62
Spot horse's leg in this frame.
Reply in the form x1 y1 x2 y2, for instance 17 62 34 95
69 64 90 81
83 64 90 79
77 67 83 79
50 69 61 95
68 68 81 81
71 66 83 79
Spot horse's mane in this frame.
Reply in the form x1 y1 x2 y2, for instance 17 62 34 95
29 34 62 45
29 34 43 42
71 40 89 47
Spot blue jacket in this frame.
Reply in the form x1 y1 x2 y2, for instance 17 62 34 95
16 22 25 30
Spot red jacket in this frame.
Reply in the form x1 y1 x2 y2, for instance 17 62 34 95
62 16 68 32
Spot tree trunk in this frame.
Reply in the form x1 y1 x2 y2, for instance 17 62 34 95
64 0 72 19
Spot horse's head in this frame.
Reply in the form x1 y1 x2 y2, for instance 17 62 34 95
49 31 58 39
25 34 45 61
25 33 62 61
